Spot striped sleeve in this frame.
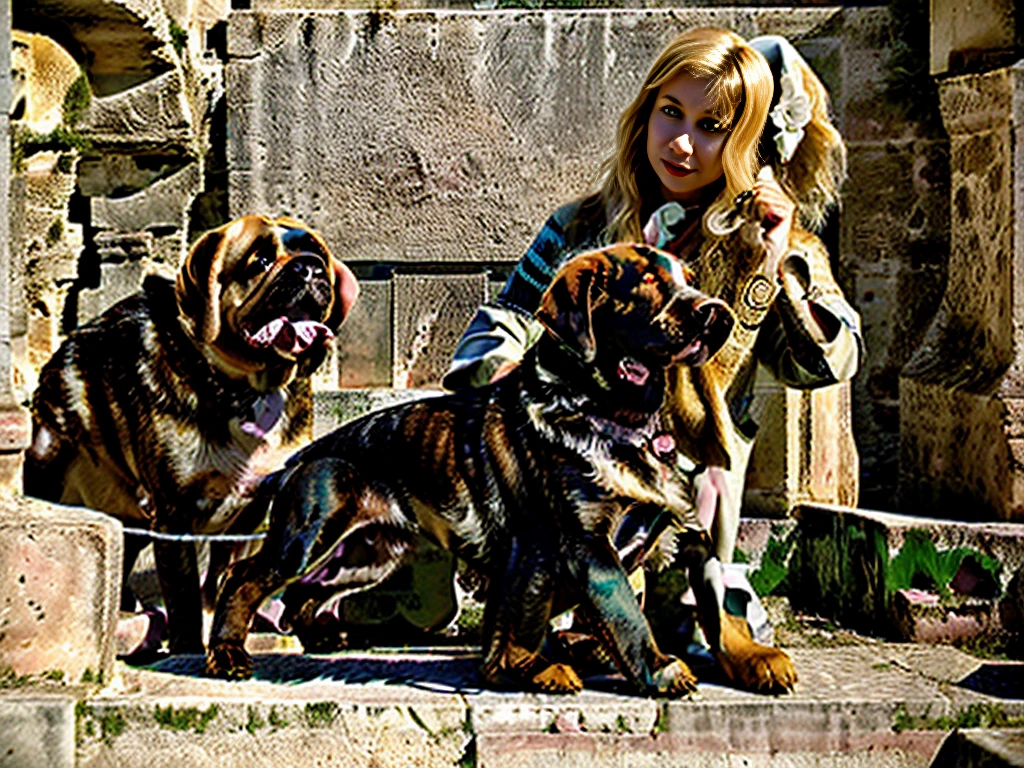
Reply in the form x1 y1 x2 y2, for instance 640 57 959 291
443 203 586 390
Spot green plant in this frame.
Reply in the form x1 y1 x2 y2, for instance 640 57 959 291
893 702 1024 732
154 704 219 734
749 529 799 597
100 711 126 745
245 706 265 735
62 72 91 126
268 706 288 729
169 17 188 56
886 529 1001 600
303 701 339 728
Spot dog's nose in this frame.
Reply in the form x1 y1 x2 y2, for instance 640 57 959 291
691 298 734 358
290 256 326 281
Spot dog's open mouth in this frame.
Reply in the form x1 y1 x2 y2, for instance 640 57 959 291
244 316 334 356
617 357 651 387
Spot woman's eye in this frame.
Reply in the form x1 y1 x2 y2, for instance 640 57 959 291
660 105 682 119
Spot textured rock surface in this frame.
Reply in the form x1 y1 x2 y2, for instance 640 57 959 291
899 63 1024 521
788 504 1024 651
0 496 122 685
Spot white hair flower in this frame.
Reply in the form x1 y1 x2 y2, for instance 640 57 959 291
768 64 811 163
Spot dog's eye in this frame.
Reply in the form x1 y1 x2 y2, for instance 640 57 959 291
246 250 276 278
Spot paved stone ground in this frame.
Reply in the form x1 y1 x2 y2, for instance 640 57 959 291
4 618 1023 768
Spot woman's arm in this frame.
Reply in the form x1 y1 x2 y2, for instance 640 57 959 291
755 230 862 388
747 171 862 388
442 202 588 390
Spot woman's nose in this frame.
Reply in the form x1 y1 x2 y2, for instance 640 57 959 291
669 132 693 155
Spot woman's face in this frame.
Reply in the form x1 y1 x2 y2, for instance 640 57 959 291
645 73 730 204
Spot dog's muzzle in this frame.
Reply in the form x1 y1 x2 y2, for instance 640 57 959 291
659 291 734 367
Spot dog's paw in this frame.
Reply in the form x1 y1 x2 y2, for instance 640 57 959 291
651 656 698 697
204 642 253 680
531 663 584 694
719 643 797 694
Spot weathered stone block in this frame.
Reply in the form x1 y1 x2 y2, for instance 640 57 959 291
313 388 441 438
336 279 392 389
224 9 840 265
0 496 122 685
91 163 202 239
392 273 487 388
930 0 1020 75
75 691 470 768
932 729 1024 768
0 696 75 768
788 504 1024 651
77 261 168 326
83 69 194 147
743 376 858 517
900 63 1023 521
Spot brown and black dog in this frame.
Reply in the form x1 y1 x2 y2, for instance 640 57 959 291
203 243 794 696
25 215 358 654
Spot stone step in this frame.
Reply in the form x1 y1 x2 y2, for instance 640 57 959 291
787 504 1024 655
931 729 1024 767
4 644 1023 768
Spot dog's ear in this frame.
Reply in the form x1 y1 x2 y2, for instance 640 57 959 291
177 226 228 344
317 236 360 332
536 252 608 363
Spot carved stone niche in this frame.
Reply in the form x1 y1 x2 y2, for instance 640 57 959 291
899 62 1024 521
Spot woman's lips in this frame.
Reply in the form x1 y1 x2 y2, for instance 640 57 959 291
662 160 695 178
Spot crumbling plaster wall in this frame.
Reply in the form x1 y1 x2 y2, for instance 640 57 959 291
10 0 224 401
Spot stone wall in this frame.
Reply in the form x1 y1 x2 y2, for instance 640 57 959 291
5 2 967 516
899 63 1024 521
225 7 944 512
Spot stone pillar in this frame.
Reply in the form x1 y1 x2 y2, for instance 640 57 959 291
930 0 1020 76
743 375 858 517
0 0 30 495
899 62 1024 520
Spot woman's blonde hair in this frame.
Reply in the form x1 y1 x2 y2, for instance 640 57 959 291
776 55 847 233
595 27 773 244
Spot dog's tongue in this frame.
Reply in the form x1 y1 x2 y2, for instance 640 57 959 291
617 357 650 387
248 317 333 355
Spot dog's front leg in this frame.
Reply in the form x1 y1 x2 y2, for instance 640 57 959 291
572 535 696 697
686 546 797 694
153 538 205 654
480 534 583 694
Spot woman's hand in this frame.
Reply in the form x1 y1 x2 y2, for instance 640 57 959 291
751 167 795 276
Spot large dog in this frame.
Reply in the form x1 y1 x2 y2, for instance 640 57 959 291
25 215 358 654
204 243 794 696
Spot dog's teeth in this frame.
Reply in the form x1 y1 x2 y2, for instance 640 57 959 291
247 317 333 354
289 321 332 354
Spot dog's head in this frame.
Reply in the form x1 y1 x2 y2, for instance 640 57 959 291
177 215 359 392
536 244 734 413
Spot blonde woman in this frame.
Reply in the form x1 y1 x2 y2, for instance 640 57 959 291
444 28 861 651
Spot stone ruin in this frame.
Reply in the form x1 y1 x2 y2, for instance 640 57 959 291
0 0 1022 685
